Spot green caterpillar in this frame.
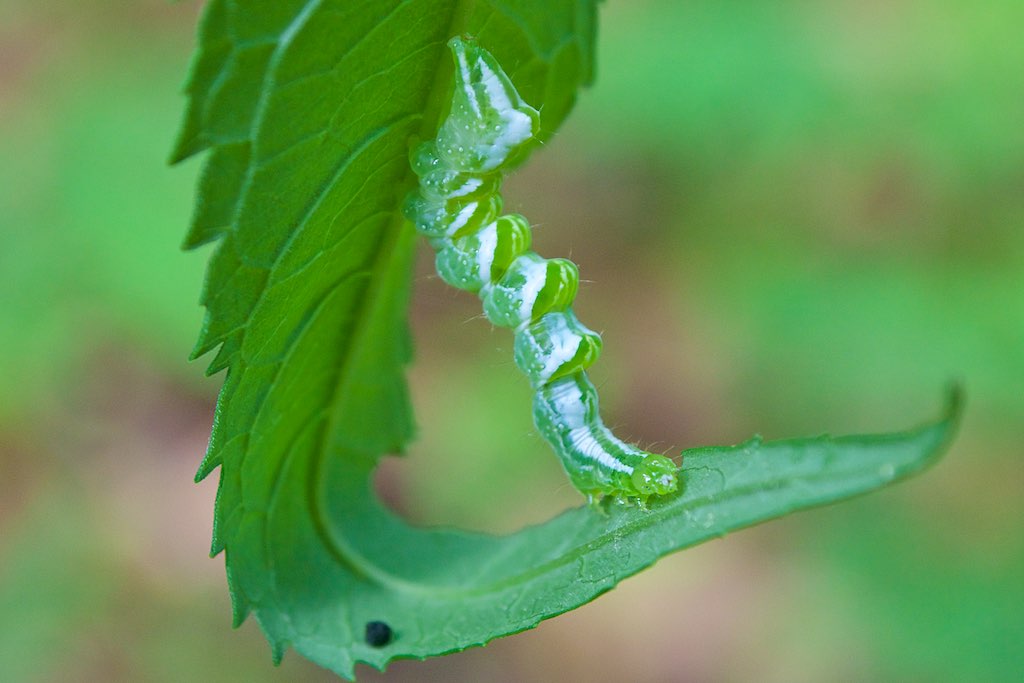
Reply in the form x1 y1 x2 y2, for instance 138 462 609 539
405 36 678 506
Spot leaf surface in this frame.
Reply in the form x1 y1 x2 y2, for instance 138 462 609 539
174 1 957 678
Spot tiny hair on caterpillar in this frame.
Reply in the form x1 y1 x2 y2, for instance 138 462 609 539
404 36 679 507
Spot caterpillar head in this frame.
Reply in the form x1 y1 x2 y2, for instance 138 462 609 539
629 454 679 497
437 36 540 173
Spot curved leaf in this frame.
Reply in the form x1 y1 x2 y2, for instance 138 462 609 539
305 387 958 678
174 1 958 679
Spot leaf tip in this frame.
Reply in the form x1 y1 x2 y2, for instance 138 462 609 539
168 125 207 166
943 381 966 423
267 636 287 665
935 381 965 448
194 456 219 483
194 433 221 481
225 565 251 628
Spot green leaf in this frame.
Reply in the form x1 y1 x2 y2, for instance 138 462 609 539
174 1 958 679
302 388 958 678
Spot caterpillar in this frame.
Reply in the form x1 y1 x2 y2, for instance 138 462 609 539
404 36 678 506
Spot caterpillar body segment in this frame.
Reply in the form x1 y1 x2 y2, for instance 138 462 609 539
434 213 533 292
514 310 603 389
404 36 679 505
534 373 678 502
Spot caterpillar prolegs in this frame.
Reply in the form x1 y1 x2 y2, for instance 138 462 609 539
405 37 679 506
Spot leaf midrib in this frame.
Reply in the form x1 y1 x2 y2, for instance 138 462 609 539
219 2 455 488
299 0 480 594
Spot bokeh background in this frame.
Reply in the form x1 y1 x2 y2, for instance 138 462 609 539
1 0 1021 681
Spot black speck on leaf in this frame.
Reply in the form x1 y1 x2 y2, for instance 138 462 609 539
365 621 393 648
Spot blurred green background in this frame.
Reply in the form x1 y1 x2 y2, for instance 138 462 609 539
1 1 1021 681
